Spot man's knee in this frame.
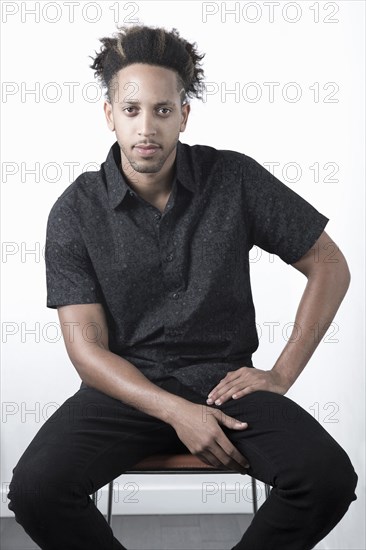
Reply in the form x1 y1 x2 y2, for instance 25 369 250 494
8 458 46 523
290 433 358 526
7 453 86 522
315 444 358 508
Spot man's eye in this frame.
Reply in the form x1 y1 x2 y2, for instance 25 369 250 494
158 108 171 115
123 107 137 114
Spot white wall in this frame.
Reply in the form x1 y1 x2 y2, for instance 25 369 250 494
1 1 364 549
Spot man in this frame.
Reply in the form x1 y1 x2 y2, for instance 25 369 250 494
8 24 357 550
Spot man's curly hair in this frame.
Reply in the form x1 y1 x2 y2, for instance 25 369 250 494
89 24 206 104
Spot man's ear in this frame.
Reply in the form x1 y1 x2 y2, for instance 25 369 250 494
180 102 191 132
104 101 115 131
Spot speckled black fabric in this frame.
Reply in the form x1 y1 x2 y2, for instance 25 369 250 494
45 140 329 397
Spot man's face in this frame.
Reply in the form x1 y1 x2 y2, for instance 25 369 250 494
104 63 190 175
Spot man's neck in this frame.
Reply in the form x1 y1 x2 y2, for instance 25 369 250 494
119 161 174 211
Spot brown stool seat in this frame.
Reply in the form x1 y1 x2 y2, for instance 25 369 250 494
126 453 239 472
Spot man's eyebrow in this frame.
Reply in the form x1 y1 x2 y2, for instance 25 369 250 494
121 99 176 107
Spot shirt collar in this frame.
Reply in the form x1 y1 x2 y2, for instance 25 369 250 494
103 140 196 209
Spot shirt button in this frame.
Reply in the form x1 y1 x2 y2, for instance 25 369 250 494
172 292 179 300
166 253 173 262
154 213 161 220
129 190 135 197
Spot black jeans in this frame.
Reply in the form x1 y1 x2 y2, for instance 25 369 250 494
8 376 358 550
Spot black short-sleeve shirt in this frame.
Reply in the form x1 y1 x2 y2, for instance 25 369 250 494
45 140 329 397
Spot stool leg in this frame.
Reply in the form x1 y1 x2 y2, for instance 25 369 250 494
251 477 258 514
107 481 114 526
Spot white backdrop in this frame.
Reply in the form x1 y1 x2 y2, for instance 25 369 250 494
1 1 365 549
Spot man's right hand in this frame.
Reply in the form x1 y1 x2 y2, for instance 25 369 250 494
170 401 250 473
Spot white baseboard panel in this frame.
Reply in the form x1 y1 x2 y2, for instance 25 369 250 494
1 473 267 517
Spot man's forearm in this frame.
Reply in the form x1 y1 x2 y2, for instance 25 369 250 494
73 347 187 424
272 257 351 389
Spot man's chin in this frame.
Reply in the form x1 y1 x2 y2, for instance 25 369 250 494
129 159 165 174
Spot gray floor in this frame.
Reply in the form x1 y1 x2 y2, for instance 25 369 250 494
1 513 253 550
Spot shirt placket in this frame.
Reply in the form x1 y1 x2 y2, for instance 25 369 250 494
149 185 186 368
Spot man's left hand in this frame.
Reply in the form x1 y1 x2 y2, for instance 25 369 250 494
206 367 291 406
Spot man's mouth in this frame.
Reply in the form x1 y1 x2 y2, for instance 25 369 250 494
134 144 160 156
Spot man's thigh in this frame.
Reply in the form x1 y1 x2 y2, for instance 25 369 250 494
11 381 187 496
215 390 350 486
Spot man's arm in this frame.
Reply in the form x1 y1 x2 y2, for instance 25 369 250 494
57 303 250 472
206 230 351 405
57 302 188 423
271 229 350 388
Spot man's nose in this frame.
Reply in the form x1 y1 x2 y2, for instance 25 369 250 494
138 113 157 137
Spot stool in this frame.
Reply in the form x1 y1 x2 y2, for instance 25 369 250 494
92 452 271 526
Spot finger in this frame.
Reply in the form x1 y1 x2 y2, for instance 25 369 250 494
207 372 239 398
218 436 251 470
207 382 235 404
231 389 245 399
213 409 248 431
213 440 250 472
195 450 221 468
212 384 244 405
231 384 261 399
234 385 258 398
207 382 226 400
198 449 228 470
